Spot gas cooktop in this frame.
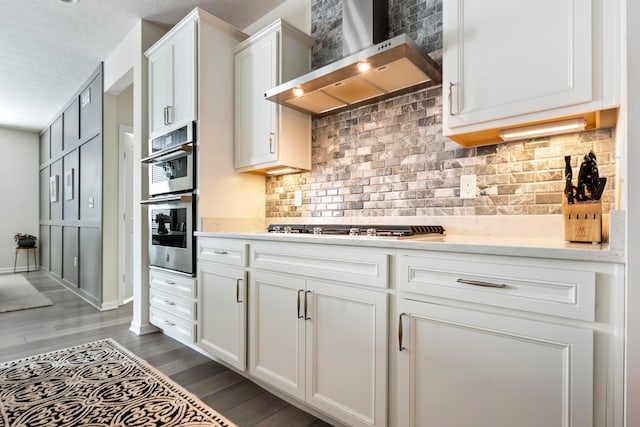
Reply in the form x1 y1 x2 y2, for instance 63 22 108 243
266 224 445 238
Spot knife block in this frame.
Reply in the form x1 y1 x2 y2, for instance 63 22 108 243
562 199 602 243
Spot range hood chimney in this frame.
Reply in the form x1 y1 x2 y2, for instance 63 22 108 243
264 0 441 117
343 0 388 55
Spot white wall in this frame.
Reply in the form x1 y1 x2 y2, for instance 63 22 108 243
102 85 133 309
0 127 39 273
243 0 310 34
104 19 167 333
625 0 639 423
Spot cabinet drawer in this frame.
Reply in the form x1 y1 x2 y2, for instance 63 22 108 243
150 268 196 299
150 306 196 343
150 288 197 322
198 238 248 267
397 255 596 321
252 242 388 288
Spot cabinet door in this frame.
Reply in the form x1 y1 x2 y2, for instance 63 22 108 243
444 0 592 128
148 46 171 137
198 262 246 370
170 21 197 127
305 280 388 427
249 270 305 400
396 299 593 427
234 31 279 168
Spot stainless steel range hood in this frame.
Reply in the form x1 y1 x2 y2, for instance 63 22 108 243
263 0 441 116
264 35 441 116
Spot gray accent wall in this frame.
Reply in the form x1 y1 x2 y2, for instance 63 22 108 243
38 64 104 307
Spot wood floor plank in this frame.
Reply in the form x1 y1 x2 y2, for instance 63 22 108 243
186 369 247 398
201 379 267 412
170 360 227 386
223 391 289 426
0 272 335 426
253 405 320 427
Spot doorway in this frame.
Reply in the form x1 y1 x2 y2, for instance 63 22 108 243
118 125 134 304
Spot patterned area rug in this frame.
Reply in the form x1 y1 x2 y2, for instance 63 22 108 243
0 339 236 427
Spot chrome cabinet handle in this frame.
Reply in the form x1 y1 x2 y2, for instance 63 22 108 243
268 133 275 154
448 82 456 116
213 250 228 255
304 290 312 320
236 279 243 303
297 289 304 319
166 105 173 124
398 313 407 351
163 106 168 125
456 278 506 288
164 320 175 327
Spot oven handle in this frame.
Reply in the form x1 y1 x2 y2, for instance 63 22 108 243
140 194 193 204
141 143 194 163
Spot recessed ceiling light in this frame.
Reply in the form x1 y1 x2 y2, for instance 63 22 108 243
59 0 78 3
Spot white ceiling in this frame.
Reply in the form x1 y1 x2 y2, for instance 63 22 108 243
0 0 287 132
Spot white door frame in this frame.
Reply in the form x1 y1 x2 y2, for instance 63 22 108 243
118 124 134 305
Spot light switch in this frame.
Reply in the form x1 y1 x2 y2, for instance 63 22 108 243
88 197 94 208
294 190 303 207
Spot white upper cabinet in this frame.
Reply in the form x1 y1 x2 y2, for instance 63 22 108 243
147 19 197 139
443 0 620 146
234 20 313 174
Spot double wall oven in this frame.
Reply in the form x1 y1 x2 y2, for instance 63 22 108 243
141 122 196 275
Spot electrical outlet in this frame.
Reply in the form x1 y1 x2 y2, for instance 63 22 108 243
294 190 302 207
460 175 477 199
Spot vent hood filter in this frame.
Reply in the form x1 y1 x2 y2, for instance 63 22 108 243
264 34 442 116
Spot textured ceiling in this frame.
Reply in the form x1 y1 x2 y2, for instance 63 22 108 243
0 0 287 132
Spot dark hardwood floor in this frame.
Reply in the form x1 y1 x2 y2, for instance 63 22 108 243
0 271 333 427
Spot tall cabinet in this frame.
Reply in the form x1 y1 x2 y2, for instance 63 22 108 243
147 21 197 138
145 8 265 344
234 20 313 174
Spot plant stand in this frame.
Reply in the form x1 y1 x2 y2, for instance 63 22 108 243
14 246 38 273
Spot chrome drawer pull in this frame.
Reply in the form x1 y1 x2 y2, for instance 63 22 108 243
304 291 312 320
297 289 304 319
236 279 243 303
456 278 506 288
213 251 228 255
398 313 407 351
163 300 175 306
164 320 175 327
165 280 176 286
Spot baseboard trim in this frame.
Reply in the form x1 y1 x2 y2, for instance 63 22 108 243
129 321 159 336
100 300 119 311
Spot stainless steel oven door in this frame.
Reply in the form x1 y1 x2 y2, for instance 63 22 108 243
143 195 195 275
148 151 194 196
149 122 194 154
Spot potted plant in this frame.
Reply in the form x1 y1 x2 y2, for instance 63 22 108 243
14 233 37 247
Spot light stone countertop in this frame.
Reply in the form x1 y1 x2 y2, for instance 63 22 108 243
195 231 624 264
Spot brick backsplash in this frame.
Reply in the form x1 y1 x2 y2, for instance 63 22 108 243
265 87 616 219
265 0 617 220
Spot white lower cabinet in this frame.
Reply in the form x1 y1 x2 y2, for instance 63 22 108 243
191 237 622 427
396 298 593 427
149 268 197 344
198 261 247 371
249 270 388 427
